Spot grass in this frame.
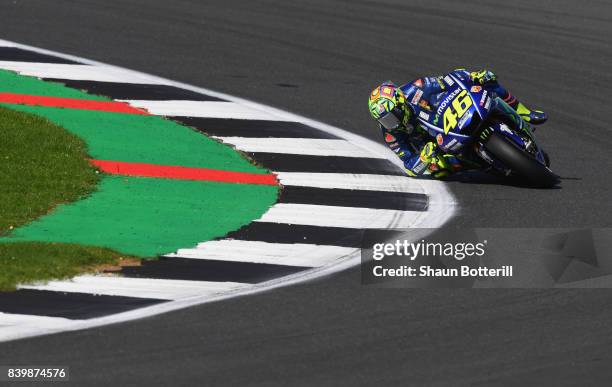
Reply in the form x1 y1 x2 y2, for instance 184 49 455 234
0 242 136 291
0 105 99 233
0 105 133 291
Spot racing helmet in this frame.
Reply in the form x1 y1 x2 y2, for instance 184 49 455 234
368 81 413 133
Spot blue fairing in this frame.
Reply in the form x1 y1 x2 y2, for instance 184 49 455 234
414 72 546 170
415 73 493 151
489 121 526 147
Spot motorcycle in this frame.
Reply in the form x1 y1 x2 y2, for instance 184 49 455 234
415 74 558 187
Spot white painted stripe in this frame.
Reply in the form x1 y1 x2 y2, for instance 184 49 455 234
19 275 246 301
0 61 168 84
213 137 385 158
118 100 293 121
168 240 355 267
275 172 425 193
0 313 79 342
0 39 18 47
255 203 424 228
0 312 80 328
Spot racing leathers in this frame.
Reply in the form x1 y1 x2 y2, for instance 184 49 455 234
381 69 547 178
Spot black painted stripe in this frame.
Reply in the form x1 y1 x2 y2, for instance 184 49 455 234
43 79 225 101
248 152 406 175
223 222 404 248
120 257 308 284
278 186 428 211
172 117 339 139
0 47 82 64
0 289 164 320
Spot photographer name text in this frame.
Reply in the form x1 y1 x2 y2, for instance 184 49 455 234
372 265 513 278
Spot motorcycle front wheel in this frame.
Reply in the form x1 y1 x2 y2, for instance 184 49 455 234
484 132 559 188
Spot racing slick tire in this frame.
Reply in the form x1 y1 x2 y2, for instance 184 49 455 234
485 132 559 188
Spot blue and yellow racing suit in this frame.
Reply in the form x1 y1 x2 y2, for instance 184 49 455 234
381 69 527 177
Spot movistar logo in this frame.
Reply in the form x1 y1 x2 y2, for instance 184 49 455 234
436 88 461 115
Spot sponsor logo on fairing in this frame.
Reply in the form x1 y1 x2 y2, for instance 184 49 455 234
458 112 470 128
419 111 430 120
445 138 461 151
443 75 454 86
436 88 461 115
484 97 491 110
411 89 423 105
470 85 482 93
413 79 424 88
412 160 428 174
404 86 416 95
479 91 488 106
436 134 444 146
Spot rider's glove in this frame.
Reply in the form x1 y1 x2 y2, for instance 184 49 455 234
420 142 462 178
470 70 497 85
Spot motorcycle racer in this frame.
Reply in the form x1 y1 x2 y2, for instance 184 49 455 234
368 69 547 177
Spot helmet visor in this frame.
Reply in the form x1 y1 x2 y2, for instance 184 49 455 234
378 107 404 130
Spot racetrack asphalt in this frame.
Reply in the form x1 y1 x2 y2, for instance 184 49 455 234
1 0 612 385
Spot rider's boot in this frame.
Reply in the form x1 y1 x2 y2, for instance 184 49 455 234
503 92 548 125
515 102 548 125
